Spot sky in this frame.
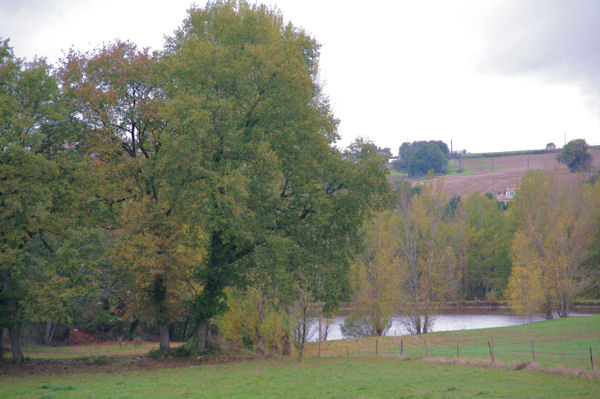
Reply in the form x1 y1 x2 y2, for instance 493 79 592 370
1 0 598 154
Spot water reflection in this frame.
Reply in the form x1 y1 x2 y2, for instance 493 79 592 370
308 311 596 341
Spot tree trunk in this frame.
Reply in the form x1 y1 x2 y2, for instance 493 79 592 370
256 289 265 355
8 323 23 363
158 323 170 352
197 322 208 352
2 269 23 363
44 320 56 345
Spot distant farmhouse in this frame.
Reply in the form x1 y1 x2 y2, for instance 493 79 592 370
496 187 516 205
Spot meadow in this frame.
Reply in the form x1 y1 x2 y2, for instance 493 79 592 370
1 316 598 398
305 315 600 370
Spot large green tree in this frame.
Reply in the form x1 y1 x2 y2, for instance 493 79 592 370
459 192 512 300
58 41 194 352
1 39 97 362
393 141 449 177
556 139 592 173
158 1 389 351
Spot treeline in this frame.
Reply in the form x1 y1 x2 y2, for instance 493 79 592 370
2 1 598 365
0 2 390 363
344 171 600 337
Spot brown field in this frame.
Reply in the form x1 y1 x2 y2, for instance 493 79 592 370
400 148 600 197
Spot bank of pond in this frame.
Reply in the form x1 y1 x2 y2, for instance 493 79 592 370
310 307 600 341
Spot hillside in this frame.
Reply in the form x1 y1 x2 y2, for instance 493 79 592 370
396 148 600 198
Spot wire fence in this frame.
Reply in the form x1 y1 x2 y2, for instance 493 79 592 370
304 336 597 371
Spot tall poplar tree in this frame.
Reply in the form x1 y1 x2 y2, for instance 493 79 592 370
508 171 596 318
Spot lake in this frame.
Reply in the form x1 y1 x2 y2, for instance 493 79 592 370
309 308 600 341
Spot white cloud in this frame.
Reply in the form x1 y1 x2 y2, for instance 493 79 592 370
1 0 598 154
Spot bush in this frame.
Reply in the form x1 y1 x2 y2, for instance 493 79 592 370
341 313 388 338
148 346 191 359
216 287 291 354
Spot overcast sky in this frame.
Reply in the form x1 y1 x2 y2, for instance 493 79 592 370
1 0 598 154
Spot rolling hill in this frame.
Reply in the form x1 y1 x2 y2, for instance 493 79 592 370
394 148 600 198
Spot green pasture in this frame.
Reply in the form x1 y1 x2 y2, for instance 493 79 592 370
1 356 598 399
307 315 600 370
1 316 599 398
20 342 184 360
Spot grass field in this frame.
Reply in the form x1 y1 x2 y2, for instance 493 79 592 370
305 315 600 370
2 356 599 399
1 316 598 398
20 342 185 360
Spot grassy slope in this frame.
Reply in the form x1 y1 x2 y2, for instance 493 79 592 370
307 316 600 369
1 316 599 398
394 148 600 197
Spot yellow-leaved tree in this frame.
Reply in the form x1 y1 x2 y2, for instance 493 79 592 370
343 211 401 337
508 170 597 318
394 175 457 334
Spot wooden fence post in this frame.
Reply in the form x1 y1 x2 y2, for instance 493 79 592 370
376 339 378 356
457 342 459 359
346 344 349 357
400 339 404 356
531 340 535 362
424 340 428 357
488 341 494 362
590 347 594 371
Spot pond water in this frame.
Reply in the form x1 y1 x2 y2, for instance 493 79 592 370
308 309 599 341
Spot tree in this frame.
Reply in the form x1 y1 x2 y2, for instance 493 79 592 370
546 142 556 150
58 41 192 352
158 1 389 353
393 141 449 176
508 171 596 318
556 139 592 173
459 193 512 300
1 39 97 361
394 175 457 333
343 211 401 337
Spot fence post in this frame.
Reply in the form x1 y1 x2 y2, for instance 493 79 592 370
424 340 428 357
591 347 594 371
457 342 459 359
488 341 494 362
401 339 404 356
376 339 378 356
346 344 349 357
531 340 535 362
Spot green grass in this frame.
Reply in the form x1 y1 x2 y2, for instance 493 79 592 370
2 317 598 398
22 342 184 359
388 168 408 179
446 159 474 176
307 315 600 370
1 357 599 398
